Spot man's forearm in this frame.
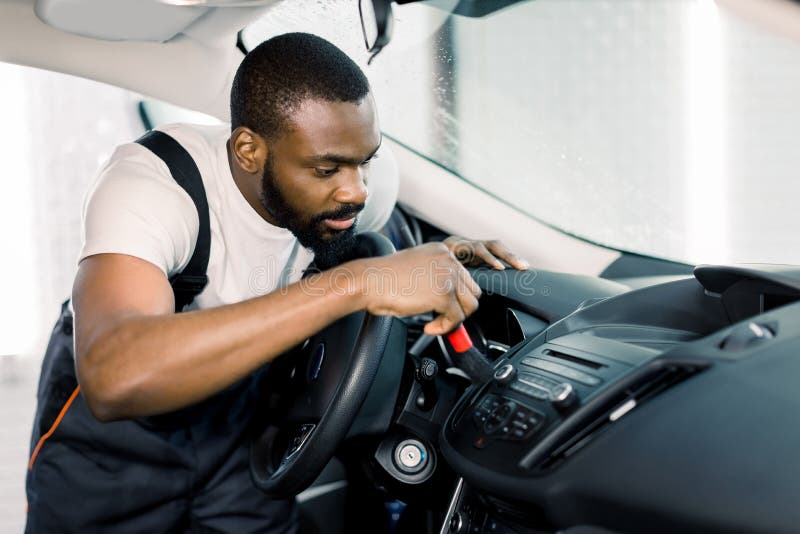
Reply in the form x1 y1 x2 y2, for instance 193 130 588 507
77 261 368 421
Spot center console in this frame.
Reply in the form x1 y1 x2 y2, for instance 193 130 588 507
438 329 711 533
435 265 800 533
444 331 692 475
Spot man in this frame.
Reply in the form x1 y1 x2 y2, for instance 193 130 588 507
26 32 527 532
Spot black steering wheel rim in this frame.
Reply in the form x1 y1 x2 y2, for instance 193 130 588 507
250 231 396 498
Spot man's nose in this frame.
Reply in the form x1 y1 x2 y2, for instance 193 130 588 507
332 167 368 205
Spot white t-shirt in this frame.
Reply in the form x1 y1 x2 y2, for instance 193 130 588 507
79 123 398 310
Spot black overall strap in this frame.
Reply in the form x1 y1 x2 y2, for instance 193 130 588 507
135 130 210 312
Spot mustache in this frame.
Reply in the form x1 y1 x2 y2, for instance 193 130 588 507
311 203 365 226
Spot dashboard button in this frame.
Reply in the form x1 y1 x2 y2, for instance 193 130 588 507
492 402 545 441
479 397 498 410
473 435 487 449
484 418 501 434
512 420 530 432
472 409 488 428
521 357 602 386
518 372 559 393
510 381 548 399
484 402 516 435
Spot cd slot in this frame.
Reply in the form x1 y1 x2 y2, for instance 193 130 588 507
542 349 605 370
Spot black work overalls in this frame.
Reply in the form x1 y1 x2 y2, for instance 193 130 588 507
25 131 297 533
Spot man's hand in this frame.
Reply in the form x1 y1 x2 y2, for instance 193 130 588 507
353 242 482 336
443 236 529 271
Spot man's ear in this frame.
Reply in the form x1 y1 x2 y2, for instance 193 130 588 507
230 126 267 174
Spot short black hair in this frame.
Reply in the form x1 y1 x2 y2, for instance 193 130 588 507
230 32 371 140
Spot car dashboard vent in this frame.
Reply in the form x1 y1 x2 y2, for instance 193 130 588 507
521 359 710 472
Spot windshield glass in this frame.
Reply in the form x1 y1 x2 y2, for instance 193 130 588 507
244 0 800 266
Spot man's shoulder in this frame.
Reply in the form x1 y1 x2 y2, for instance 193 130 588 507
88 125 215 213
155 122 231 151
97 122 229 185
81 124 212 276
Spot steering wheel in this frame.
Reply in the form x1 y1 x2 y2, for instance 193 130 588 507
250 231 397 498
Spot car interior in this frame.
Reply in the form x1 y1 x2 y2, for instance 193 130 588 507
3 0 800 533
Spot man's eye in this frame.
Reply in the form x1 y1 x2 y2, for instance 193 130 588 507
315 167 338 177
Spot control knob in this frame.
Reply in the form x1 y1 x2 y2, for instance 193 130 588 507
493 364 516 386
549 382 577 410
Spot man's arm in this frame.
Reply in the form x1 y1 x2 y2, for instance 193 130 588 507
74 243 479 422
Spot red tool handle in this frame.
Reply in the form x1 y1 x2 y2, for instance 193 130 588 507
446 324 474 353
445 324 493 384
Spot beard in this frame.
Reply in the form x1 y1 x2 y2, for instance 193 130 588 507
260 155 364 271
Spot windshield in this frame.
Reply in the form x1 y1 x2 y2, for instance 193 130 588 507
244 0 800 266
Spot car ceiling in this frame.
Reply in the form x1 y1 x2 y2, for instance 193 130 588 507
0 0 285 119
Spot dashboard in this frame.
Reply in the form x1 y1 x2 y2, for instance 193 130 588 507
431 265 800 533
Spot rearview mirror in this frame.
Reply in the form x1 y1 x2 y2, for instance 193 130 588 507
359 0 393 64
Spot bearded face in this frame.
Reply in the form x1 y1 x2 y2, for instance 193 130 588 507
260 154 364 270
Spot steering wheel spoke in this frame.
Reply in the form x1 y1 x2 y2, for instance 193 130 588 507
280 423 317 466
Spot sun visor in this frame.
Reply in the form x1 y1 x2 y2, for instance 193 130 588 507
34 0 209 42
